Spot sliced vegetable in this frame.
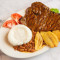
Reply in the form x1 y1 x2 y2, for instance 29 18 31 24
41 32 54 48
47 31 59 47
3 20 17 28
35 32 43 50
11 13 22 24
50 8 59 13
40 31 59 48
53 30 60 41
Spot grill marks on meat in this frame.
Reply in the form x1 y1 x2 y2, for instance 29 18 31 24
21 2 60 31
14 2 60 52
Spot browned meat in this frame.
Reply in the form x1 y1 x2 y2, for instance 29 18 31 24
21 2 60 31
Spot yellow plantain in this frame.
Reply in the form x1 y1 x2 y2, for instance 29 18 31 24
35 32 43 50
47 31 59 47
53 30 60 41
40 32 54 48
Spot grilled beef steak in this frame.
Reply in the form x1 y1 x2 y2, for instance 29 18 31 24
21 2 60 31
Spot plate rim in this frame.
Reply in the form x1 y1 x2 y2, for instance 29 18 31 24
0 9 50 58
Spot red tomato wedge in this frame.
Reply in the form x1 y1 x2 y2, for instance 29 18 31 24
11 13 22 24
3 20 17 28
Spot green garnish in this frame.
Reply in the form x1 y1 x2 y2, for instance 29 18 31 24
50 8 59 13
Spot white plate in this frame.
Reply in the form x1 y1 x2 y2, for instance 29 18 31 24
0 9 50 58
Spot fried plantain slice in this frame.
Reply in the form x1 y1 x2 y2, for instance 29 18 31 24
35 32 43 50
53 30 60 41
47 31 59 47
40 32 54 48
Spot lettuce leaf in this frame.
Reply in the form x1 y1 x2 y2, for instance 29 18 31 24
50 8 59 13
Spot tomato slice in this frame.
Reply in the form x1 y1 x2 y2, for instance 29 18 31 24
11 13 22 24
3 20 17 28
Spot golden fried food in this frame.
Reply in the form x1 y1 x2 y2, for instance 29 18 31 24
40 31 59 48
53 30 60 41
35 32 43 50
47 31 59 47
40 32 54 48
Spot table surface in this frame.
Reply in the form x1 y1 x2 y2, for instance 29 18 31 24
0 0 60 60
